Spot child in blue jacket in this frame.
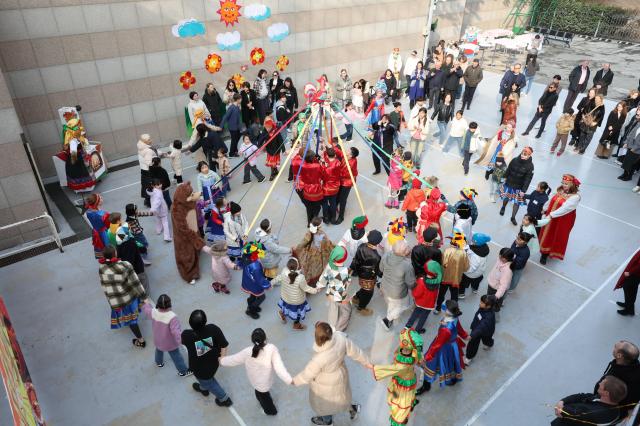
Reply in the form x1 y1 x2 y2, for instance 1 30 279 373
241 241 272 320
464 294 497 364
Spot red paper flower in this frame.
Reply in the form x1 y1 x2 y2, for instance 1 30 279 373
179 71 196 90
275 55 289 71
204 53 223 73
250 47 265 65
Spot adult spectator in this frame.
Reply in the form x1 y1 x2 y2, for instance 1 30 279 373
137 133 160 207
254 69 270 124
431 92 455 146
403 50 420 95
499 63 526 103
282 77 299 112
426 62 445 109
268 71 284 108
462 58 484 110
335 69 352 110
292 322 371 425
522 83 559 138
615 250 640 316
382 69 398 104
499 147 534 225
619 111 640 183
624 89 640 111
189 124 225 171
592 63 614 96
593 341 640 416
595 101 627 159
371 114 396 175
240 81 257 129
574 94 605 154
552 375 627 425
182 309 233 406
408 61 427 109
550 74 563 96
202 83 224 125
442 55 463 108
219 93 242 157
223 79 238 105
563 60 591 113
523 49 540 96
379 240 415 330
569 88 597 149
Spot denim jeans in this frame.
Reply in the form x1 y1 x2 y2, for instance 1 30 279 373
155 348 188 374
340 124 353 141
197 376 229 401
435 121 448 145
405 306 431 331
525 75 534 94
509 268 524 291
442 135 462 153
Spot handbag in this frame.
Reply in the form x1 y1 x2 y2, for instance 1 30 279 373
469 136 479 153
581 106 600 128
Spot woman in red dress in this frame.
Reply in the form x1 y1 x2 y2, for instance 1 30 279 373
539 174 581 264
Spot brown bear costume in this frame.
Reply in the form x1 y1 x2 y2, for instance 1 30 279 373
171 182 205 283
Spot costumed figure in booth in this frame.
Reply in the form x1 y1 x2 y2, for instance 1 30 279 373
475 121 517 171
84 193 110 259
171 182 206 284
415 187 448 245
373 328 423 426
59 118 96 191
538 174 581 264
387 48 403 91
418 299 468 394
365 80 387 127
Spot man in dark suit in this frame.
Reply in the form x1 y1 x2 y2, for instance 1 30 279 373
552 375 627 425
593 63 614 96
593 341 640 418
563 60 590 112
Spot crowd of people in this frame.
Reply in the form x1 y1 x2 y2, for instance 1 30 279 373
84 37 640 425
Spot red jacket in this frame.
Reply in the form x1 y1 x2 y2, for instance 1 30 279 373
615 249 640 290
411 276 439 310
291 154 303 190
300 161 324 201
340 158 358 187
322 158 342 196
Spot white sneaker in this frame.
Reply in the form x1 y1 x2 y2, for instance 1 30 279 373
458 293 466 299
142 258 152 266
464 356 472 365
632 186 640 193
483 345 493 351
188 279 197 285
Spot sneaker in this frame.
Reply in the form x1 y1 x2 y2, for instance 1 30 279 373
463 356 472 365
215 397 233 407
188 279 197 285
257 176 266 183
472 289 479 294
245 310 260 319
178 369 193 377
156 363 164 368
434 309 441 315
311 417 333 425
349 404 361 421
458 293 466 300
381 318 392 331
192 383 209 396
632 186 640 193
142 258 152 266
483 345 493 351
242 180 251 184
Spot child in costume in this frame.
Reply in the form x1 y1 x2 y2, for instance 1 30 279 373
415 188 448 245
447 187 478 229
418 300 468 394
241 241 272 319
255 218 292 281
373 328 423 426
401 175 426 233
338 216 368 266
352 81 364 113
385 148 404 209
406 260 443 334
464 294 496 365
204 197 227 244
260 116 286 181
365 81 387 127
85 193 110 259
125 203 152 264
459 233 491 298
195 161 221 204
488 153 507 203
107 212 123 246
435 232 470 310
141 294 191 376
202 240 239 294
294 217 335 287
317 246 352 332
113 222 150 295
148 179 172 242
350 230 383 316
223 201 248 263
398 151 413 202
274 258 319 330
385 217 407 252
220 328 292 416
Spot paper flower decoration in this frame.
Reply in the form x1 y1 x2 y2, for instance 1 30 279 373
240 65 248 72
267 23 289 42
217 0 241 27
204 53 223 73
275 55 289 71
216 31 242 50
249 47 265 65
232 73 245 88
171 18 206 37
244 3 270 21
304 83 317 100
179 71 196 90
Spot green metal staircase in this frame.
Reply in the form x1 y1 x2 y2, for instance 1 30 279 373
502 0 544 34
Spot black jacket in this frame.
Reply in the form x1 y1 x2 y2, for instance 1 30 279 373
592 68 614 95
470 308 495 339
510 241 530 270
275 103 290 125
284 86 298 111
190 130 226 157
524 189 549 220
259 130 285 156
372 122 396 152
593 359 640 409
568 65 591 92
550 393 621 426
443 66 463 91
599 110 627 143
503 156 534 192
269 77 284 100
203 89 224 125
240 89 257 123
149 165 171 190
581 105 605 131
350 244 382 280
537 90 559 113
411 244 442 276
431 102 454 123
426 69 445 91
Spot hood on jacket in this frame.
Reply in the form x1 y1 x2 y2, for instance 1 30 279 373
137 139 151 153
429 187 441 201
255 228 268 239
470 244 490 257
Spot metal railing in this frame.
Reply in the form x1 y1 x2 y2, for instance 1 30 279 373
0 213 64 259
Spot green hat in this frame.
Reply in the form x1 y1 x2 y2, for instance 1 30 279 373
329 246 348 270
299 112 306 119
351 215 368 230
424 260 442 285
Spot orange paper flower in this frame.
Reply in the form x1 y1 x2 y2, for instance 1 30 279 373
217 0 241 27
275 55 289 71
204 53 223 73
179 71 196 90
250 47 265 65
232 73 246 88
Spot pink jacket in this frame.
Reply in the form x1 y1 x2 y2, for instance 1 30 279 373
141 303 182 352
487 260 513 298
148 187 168 218
387 157 403 191
203 246 237 285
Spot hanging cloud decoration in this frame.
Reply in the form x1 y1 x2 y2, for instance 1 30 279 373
267 23 289 42
171 18 206 38
216 31 243 50
244 3 271 21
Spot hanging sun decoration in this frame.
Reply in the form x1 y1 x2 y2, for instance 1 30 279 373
232 73 246 87
204 53 223 73
249 47 265 65
217 0 242 27
275 55 289 71
179 71 196 90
